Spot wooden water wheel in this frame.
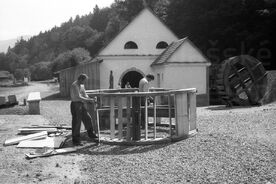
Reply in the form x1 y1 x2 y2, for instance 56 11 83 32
216 55 268 106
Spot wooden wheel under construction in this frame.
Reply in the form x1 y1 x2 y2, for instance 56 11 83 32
216 55 268 106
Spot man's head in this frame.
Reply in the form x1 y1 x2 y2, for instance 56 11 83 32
146 74 155 82
77 74 88 84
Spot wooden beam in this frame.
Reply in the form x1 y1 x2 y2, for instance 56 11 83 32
153 96 157 139
189 92 197 131
145 97 148 140
126 97 131 141
175 93 189 137
117 97 123 139
110 97 115 139
168 94 172 137
4 131 48 146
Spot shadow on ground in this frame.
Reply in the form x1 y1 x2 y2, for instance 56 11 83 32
42 92 69 101
206 105 255 111
62 132 172 156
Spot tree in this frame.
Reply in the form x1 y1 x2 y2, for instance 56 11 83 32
89 6 111 32
30 62 52 81
14 68 25 80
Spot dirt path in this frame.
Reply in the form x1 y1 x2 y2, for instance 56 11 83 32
0 82 59 102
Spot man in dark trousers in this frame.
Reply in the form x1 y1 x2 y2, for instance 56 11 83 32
70 73 98 146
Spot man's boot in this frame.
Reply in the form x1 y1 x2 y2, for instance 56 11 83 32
87 129 98 139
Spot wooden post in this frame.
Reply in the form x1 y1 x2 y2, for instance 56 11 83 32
132 96 141 141
118 97 123 139
153 96 157 139
145 97 148 140
175 93 189 137
168 94 172 137
189 92 197 131
96 109 101 143
110 97 115 139
126 97 132 141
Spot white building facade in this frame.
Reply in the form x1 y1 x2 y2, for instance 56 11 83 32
97 8 211 106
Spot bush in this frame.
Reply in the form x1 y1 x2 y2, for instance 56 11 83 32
30 62 52 81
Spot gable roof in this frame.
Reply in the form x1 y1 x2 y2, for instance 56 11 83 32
151 37 211 66
97 7 178 56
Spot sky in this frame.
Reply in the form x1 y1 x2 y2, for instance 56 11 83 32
0 0 114 41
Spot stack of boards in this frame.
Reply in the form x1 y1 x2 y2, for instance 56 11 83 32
4 125 75 159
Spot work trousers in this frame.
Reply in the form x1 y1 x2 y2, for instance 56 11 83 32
70 101 93 141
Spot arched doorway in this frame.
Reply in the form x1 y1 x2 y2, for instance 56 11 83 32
121 70 143 88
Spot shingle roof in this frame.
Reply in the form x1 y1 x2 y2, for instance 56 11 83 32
151 38 187 66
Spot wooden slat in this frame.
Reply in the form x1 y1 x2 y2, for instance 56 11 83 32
145 97 148 140
126 97 131 141
110 97 115 139
189 93 197 131
96 109 101 142
4 131 48 146
117 97 123 139
153 96 157 139
175 93 189 137
168 94 172 137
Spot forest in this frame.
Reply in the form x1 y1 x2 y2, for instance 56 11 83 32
0 0 275 81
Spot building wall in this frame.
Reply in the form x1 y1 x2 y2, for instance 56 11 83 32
99 56 157 89
154 64 207 94
59 62 100 97
99 9 178 56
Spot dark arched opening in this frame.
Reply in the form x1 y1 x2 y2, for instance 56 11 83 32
156 41 168 49
124 41 138 49
121 71 143 88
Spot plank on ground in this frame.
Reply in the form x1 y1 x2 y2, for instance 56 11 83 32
17 136 66 148
4 131 48 146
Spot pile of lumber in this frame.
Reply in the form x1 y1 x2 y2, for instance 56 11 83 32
18 124 71 135
3 124 76 159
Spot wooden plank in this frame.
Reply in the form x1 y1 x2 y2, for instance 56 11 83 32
175 93 189 137
145 97 148 140
110 97 115 139
96 109 101 143
25 147 77 159
188 92 197 131
132 97 141 141
126 97 131 141
168 94 172 137
25 125 72 129
117 97 123 139
18 128 58 135
153 96 157 139
17 136 66 148
4 131 48 146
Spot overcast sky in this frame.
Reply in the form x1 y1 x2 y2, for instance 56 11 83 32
0 0 114 41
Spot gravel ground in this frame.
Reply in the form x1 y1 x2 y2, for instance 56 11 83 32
0 82 276 183
76 104 276 184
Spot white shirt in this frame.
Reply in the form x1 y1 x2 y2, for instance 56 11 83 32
139 77 149 92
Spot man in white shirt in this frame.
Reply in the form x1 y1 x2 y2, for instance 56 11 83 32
139 74 154 92
70 74 98 146
139 74 154 128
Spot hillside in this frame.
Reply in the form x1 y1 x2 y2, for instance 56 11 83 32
0 35 31 53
